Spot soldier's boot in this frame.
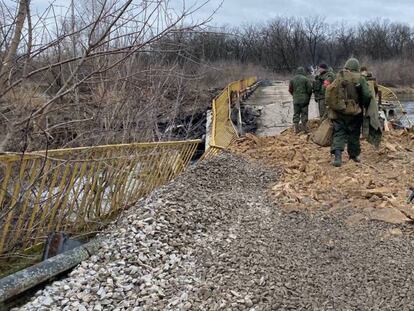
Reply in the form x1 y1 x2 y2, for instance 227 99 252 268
294 123 300 134
332 150 342 167
303 122 310 133
350 155 361 163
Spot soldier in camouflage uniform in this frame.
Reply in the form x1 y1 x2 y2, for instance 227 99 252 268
313 63 336 119
361 66 379 96
329 58 372 167
361 65 382 148
289 67 313 133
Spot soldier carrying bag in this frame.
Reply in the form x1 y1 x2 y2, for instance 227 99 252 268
325 70 362 116
312 118 333 147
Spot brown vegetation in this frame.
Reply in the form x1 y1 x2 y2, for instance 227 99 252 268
367 59 414 87
1 3 413 153
0 0 221 152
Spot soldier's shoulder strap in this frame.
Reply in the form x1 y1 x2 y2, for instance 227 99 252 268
338 70 360 83
328 72 336 80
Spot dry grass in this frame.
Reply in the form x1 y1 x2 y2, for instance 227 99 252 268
1 61 272 152
199 61 277 90
364 58 414 87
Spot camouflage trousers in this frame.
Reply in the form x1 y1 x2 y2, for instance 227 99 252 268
317 99 327 119
330 114 363 157
293 102 309 125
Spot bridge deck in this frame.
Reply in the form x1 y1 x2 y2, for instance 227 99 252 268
15 79 414 311
246 81 319 136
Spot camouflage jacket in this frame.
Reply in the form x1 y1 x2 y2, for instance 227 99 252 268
289 72 312 104
313 71 336 100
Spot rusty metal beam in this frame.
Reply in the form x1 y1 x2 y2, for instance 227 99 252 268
0 239 101 303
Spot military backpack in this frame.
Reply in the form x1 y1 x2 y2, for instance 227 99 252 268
325 70 362 116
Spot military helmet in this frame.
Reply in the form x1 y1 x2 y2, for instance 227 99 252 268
296 67 306 75
344 58 360 72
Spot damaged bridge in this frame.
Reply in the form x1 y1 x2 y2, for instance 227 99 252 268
3 78 414 311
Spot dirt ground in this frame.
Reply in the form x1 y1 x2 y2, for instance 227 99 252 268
17 152 414 311
231 125 414 225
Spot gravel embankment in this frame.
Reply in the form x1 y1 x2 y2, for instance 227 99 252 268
16 153 414 311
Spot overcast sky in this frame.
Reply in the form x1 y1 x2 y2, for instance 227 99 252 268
22 0 414 27
196 0 414 26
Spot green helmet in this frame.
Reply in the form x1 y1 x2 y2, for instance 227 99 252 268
344 58 360 72
296 67 306 75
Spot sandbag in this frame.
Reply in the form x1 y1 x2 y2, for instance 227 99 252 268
312 118 333 147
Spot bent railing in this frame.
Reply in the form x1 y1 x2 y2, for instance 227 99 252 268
204 77 257 158
0 76 258 260
0 140 200 255
378 85 412 128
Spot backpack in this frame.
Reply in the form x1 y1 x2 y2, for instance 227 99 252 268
326 70 362 116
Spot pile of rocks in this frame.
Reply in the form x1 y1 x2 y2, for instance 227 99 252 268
16 152 414 310
17 153 277 310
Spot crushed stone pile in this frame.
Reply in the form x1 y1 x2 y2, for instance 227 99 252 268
231 125 414 224
192 204 414 311
15 153 414 310
16 154 278 311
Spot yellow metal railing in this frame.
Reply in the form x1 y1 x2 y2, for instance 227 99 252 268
378 85 412 127
0 76 258 256
0 140 200 255
378 85 399 103
205 77 257 158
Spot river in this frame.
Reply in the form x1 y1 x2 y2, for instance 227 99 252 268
402 101 414 124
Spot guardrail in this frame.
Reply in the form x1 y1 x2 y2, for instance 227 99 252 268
378 85 413 128
378 85 399 103
204 77 257 158
0 76 257 262
0 140 200 255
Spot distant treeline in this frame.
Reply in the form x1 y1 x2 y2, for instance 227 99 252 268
157 17 414 72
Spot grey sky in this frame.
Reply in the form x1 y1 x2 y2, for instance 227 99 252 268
15 0 414 26
187 0 414 26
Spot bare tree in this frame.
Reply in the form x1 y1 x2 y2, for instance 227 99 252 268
0 0 213 152
303 16 327 66
0 0 28 90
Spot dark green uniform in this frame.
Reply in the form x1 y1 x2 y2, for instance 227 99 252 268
329 58 372 164
289 67 312 131
362 72 382 148
331 114 364 157
314 70 336 118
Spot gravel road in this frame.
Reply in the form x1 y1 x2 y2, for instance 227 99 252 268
16 153 414 311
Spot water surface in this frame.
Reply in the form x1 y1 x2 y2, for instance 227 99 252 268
401 101 414 124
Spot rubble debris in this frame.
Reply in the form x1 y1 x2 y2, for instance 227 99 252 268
231 122 414 224
14 154 414 310
15 154 278 310
240 104 261 133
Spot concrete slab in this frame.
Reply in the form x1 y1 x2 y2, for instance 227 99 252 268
246 81 319 136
